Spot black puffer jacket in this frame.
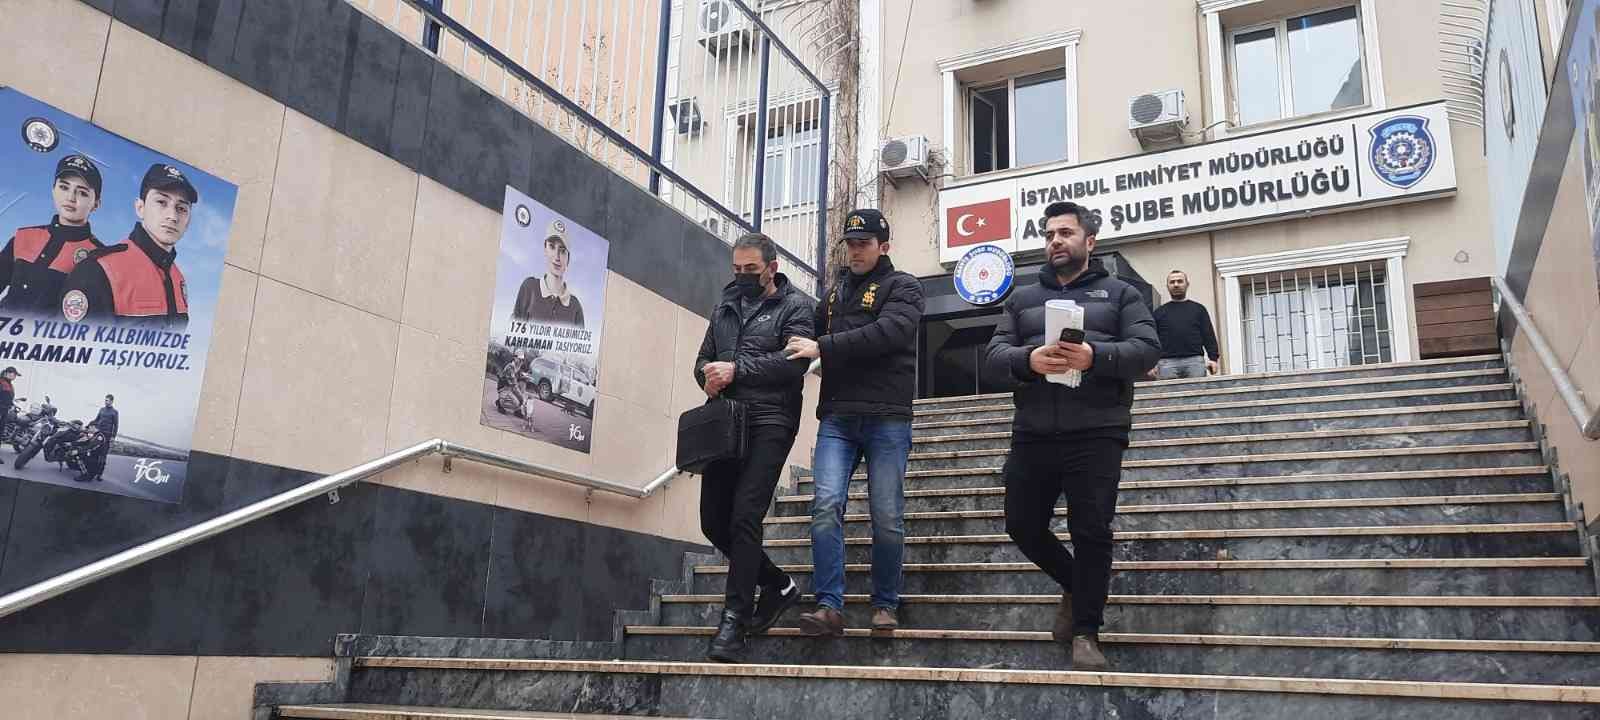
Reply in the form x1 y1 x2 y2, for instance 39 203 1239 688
693 274 817 429
984 260 1161 440
814 256 924 418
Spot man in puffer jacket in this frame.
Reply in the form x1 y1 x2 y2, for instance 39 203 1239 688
984 201 1161 670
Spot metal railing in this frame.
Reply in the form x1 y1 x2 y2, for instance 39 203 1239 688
0 439 685 621
348 0 833 293
1492 276 1600 439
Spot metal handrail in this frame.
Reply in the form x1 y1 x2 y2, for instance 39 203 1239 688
0 439 685 620
1493 276 1600 439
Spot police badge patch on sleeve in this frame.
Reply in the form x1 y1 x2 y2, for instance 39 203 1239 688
62 289 88 322
73 248 89 263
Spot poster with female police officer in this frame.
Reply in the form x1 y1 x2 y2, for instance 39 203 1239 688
0 87 237 504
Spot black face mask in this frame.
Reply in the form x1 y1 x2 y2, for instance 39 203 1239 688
734 272 766 299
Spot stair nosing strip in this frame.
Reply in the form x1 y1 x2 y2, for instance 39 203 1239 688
691 557 1592 574
762 493 1563 524
780 466 1552 498
348 657 1600 704
915 368 1503 408
625 626 1600 653
760 521 1578 546
276 706 706 720
656 593 1600 607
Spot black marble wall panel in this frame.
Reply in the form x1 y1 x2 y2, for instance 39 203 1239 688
112 0 168 37
389 41 434 170
286 0 361 129
420 62 535 211
0 453 706 655
359 487 495 639
221 0 302 100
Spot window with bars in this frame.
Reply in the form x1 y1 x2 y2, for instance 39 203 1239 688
1240 261 1393 373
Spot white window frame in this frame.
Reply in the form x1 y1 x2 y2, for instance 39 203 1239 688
1201 0 1386 138
760 120 823 214
965 68 1071 175
937 29 1081 177
1214 236 1413 375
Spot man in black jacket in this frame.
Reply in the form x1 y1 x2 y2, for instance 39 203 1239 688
1151 270 1220 379
784 208 924 635
693 232 816 663
985 201 1161 670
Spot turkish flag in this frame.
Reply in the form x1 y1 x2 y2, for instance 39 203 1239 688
946 198 1012 248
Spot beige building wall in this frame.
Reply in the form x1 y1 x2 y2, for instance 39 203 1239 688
0 653 335 720
1508 139 1600 525
872 0 1495 364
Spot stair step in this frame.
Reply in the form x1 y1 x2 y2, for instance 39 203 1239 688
762 492 1565 536
278 706 705 720
913 356 1504 409
800 443 1544 484
916 420 1534 461
778 466 1554 507
347 656 1600 712
913 401 1525 437
623 628 1600 684
655 594 1600 643
689 557 1595 596
760 522 1581 563
913 384 1515 423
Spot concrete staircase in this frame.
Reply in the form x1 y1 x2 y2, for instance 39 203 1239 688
273 355 1600 719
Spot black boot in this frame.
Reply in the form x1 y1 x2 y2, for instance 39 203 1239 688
706 610 749 663
748 576 800 635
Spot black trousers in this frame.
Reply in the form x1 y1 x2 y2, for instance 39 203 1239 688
699 423 797 618
1003 435 1125 634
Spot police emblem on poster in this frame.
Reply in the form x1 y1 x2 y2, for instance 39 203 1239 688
954 244 1014 306
21 116 58 152
1369 116 1436 189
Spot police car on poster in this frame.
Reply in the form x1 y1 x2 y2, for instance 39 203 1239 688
953 244 1014 306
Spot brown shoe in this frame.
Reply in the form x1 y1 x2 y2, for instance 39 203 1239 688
1070 634 1109 670
796 606 846 636
870 607 898 631
1052 593 1073 643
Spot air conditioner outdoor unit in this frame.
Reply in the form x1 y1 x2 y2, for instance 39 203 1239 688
1128 89 1188 148
668 97 704 135
698 0 752 54
879 135 930 186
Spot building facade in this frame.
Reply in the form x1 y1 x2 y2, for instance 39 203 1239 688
862 0 1511 397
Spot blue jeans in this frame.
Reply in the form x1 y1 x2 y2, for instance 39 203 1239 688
809 415 912 611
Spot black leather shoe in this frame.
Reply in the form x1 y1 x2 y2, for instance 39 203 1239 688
749 577 800 635
706 610 749 663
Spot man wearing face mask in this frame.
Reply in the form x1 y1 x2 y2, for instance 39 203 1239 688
693 232 816 663
984 201 1160 670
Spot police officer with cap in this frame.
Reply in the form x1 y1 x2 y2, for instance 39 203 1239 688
511 218 586 327
1 154 107 313
60 163 197 329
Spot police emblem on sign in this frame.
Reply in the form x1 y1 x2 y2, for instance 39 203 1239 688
62 289 88 323
515 204 532 227
73 248 89 263
1368 115 1436 189
953 245 1014 306
21 117 58 153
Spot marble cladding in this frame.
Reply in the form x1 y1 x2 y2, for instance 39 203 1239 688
655 600 1600 643
868 448 1552 482
760 530 1582 565
757 500 1567 540
912 406 1528 440
689 565 1598 597
775 474 1558 514
918 387 1519 425
622 634 1600 685
343 667 1600 719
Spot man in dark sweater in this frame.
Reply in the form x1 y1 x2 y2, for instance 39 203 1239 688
1151 270 1219 379
985 201 1161 669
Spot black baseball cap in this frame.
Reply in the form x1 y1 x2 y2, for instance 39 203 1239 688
54 154 102 197
1 367 19 377
139 163 199 204
842 208 889 242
